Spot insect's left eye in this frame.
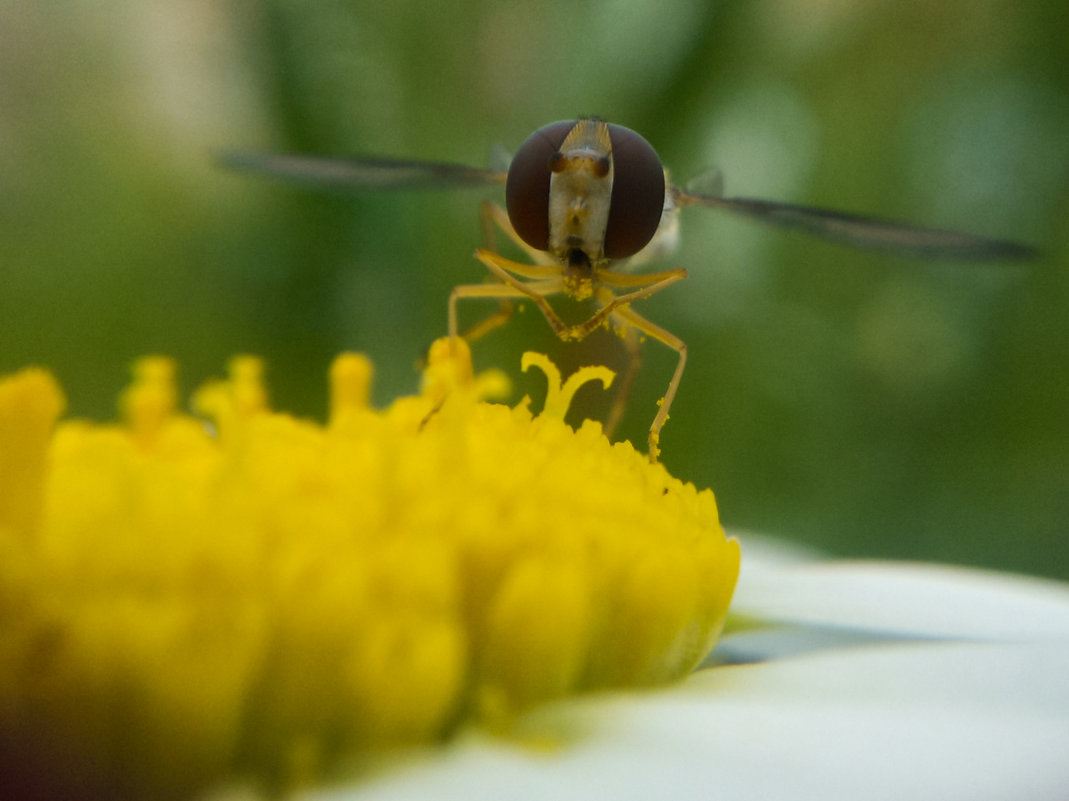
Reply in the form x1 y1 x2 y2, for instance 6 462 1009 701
506 120 577 252
505 121 665 259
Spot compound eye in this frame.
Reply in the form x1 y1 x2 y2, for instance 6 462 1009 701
505 120 577 252
603 124 665 260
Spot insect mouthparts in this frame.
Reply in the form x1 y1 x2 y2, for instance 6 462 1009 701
567 247 592 268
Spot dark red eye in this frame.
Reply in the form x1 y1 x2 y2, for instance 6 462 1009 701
505 120 576 252
505 120 665 259
602 125 664 260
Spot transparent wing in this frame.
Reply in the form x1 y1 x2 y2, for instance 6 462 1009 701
219 151 507 191
487 142 513 174
675 188 1037 262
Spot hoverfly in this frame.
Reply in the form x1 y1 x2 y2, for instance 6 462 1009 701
223 118 1035 460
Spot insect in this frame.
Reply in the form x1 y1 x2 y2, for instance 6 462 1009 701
223 118 1036 461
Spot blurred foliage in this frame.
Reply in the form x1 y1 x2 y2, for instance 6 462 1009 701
1 0 1067 577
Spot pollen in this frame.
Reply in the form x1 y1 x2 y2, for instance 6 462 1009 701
0 339 739 799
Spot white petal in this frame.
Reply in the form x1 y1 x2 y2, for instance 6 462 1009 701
731 554 1069 641
301 641 1069 801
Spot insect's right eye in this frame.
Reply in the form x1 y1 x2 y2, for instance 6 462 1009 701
505 120 577 252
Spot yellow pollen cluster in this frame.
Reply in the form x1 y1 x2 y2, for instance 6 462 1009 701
0 339 740 799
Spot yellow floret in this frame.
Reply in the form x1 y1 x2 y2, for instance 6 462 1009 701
0 339 740 799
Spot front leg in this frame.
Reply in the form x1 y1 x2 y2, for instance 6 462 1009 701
459 202 564 343
469 249 569 337
608 303 687 463
566 266 687 341
448 281 537 339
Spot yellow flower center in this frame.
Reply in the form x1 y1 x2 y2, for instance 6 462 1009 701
0 339 739 799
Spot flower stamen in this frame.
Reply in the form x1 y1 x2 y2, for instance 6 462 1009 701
521 351 615 421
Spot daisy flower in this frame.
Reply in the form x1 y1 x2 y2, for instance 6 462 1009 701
0 339 738 799
3 340 1066 801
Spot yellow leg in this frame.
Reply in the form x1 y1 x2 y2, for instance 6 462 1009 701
451 203 566 343
474 248 567 282
608 304 687 462
448 280 548 338
597 264 689 290
470 249 569 334
566 266 687 341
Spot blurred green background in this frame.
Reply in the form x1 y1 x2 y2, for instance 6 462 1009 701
2 1 1067 577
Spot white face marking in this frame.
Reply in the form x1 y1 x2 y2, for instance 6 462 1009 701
547 119 614 263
